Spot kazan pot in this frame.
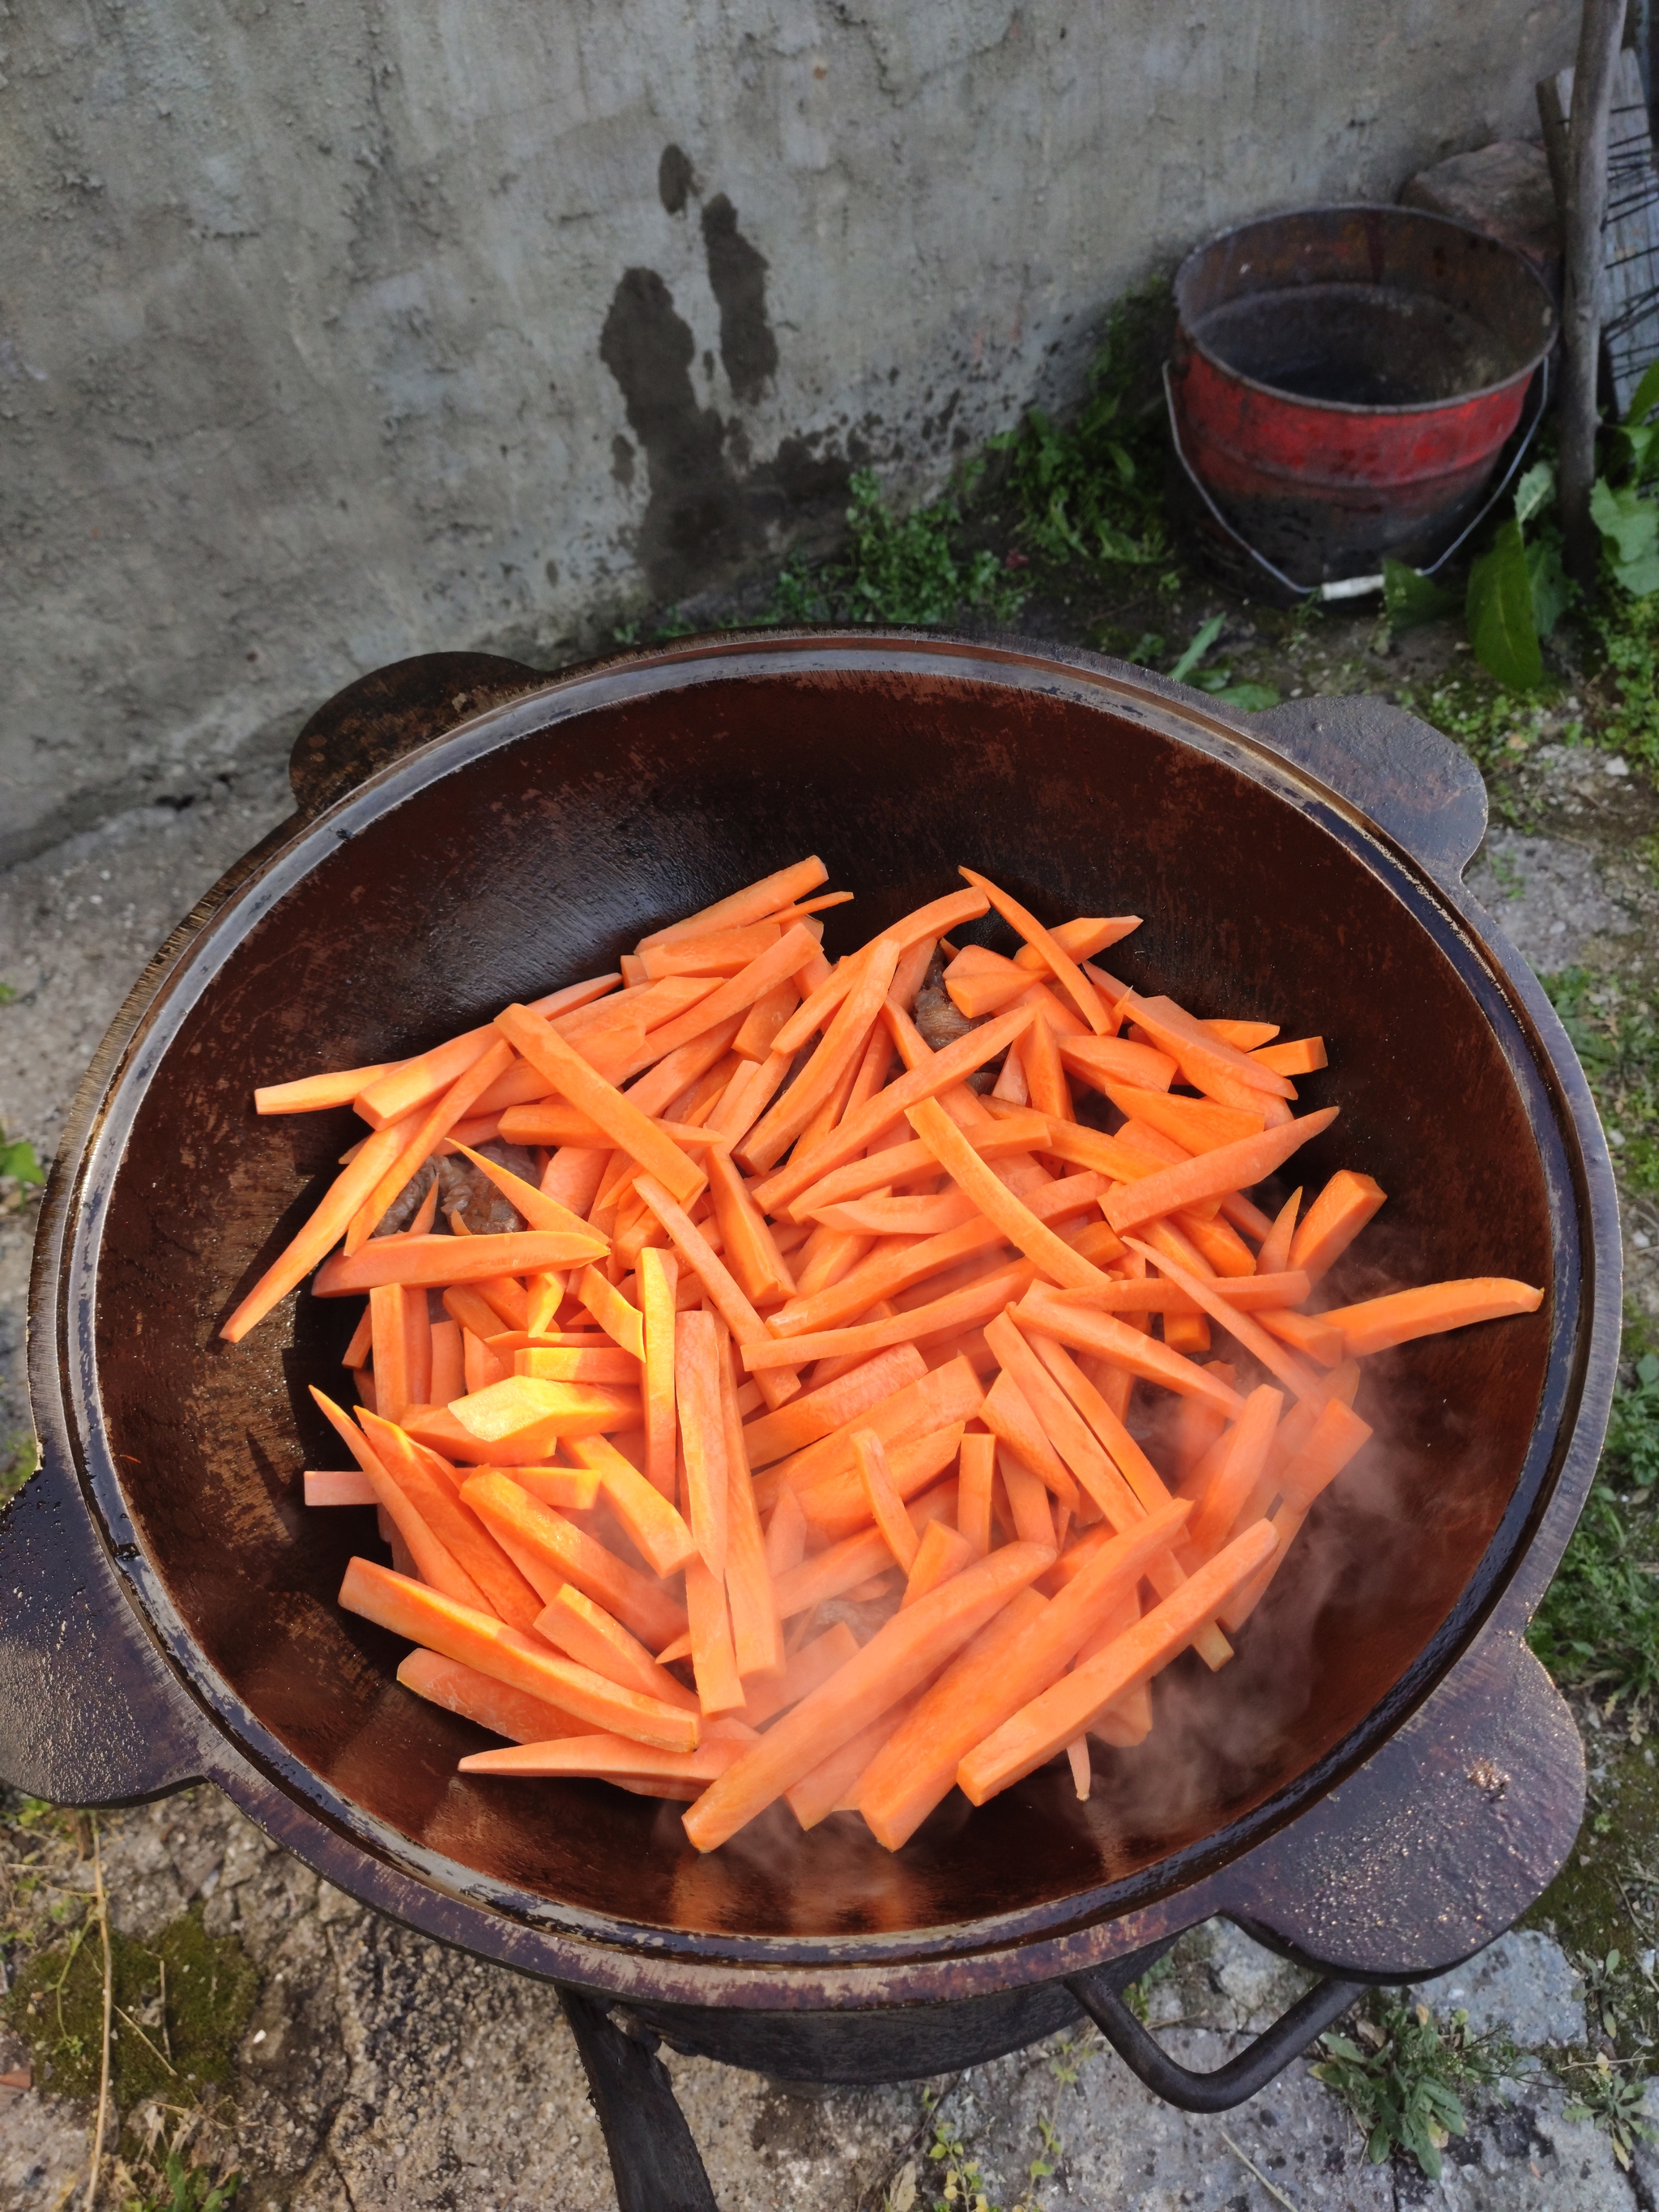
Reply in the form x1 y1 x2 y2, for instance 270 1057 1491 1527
1166 205 1558 602
8 633 1618 2212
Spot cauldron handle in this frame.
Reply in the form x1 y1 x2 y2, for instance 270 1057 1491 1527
287 650 544 816
0 1426 212 1805
1246 693 1488 882
1063 1960 1365 2113
560 1987 719 2211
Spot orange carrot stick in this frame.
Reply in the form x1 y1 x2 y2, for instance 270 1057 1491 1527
684 1552 746 1716
349 976 621 1130
1257 1187 1302 1276
770 891 991 1059
681 1538 1054 1850
631 1172 802 1411
460 1733 748 1787
339 1556 697 1751
705 1145 798 1306
1286 1169 1388 1283
255 1062 398 1116
313 1229 608 1297
446 1374 642 1447
957 1520 1278 1805
983 1313 1141 1527
637 858 829 953
906 1097 1111 1294
771 1479 958 1617
1185 1385 1284 1561
957 867 1110 1034
772 1353 985 1503
753 999 1039 1217
369 1283 411 1426
1054 1035 1181 1096
638 1245 680 1502
741 1345 928 1465
855 1429 920 1570
1102 1108 1339 1234
357 1409 546 1630
1011 1285 1246 1415
348 1037 518 1251
1253 1036 1328 1076
717 1339 783 1680
1122 1238 1324 1400
860 1499 1191 1848
458 1471 687 1649
514 1345 641 1383
740 1263 1037 1371
640 922 784 981
574 1264 647 1358
795 1423 968 1543
564 1434 697 1577
740 936 902 1171
784 1693 923 1831
1115 991 1295 1098
979 1370 1081 1512
396 1647 590 1741
1320 1276 1545 1356
493 1003 705 1208
309 1387 488 1609
997 1445 1060 1548
1256 1308 1346 1366
903 1518 973 1605
1219 1397 1373 1628
1013 917 1142 970
763 1485 808 1578
1098 1084 1265 1153
957 1431 996 1558
306 1468 377 1506
503 1466 603 1512
448 1143 601 1239
535 1583 699 1710
220 1112 419 1343
676 1309 730 1575
626 924 821 1065
733 979 802 1063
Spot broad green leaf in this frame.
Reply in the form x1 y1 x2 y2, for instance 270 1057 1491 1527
1626 356 1659 428
1383 556 1460 633
1467 518 1543 690
1514 459 1555 524
1614 545 1659 597
1168 613 1225 683
1590 477 1659 566
1525 530 1570 638
1211 680 1282 710
0 1138 44 1187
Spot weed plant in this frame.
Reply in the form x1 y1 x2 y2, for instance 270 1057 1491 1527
768 464 1030 629
1313 1998 1516 2180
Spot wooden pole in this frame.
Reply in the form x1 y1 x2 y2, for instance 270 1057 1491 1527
1559 0 1628 592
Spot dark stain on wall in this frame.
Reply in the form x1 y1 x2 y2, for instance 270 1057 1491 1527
659 143 696 215
701 194 778 403
599 266 751 598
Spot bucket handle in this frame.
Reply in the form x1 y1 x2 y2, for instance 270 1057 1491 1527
1161 355 1551 602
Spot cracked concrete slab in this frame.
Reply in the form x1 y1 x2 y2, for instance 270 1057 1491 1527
1467 829 1638 973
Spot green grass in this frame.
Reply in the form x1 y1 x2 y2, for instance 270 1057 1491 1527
1529 1317 1659 1712
1543 968 1659 1197
1596 580 1659 782
1313 1998 1517 2180
767 464 1030 629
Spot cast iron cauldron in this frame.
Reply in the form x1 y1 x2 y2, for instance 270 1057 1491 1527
6 633 1620 2210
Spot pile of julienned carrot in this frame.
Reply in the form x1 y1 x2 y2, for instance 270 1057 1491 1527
236 855 1545 1853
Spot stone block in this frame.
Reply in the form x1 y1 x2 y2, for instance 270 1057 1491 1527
1401 140 1562 296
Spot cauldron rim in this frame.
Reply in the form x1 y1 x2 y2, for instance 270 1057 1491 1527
31 629 1616 2001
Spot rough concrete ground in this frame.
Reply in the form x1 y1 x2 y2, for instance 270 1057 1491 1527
1 705 1655 2210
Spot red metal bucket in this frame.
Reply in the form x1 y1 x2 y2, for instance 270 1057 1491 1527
1167 206 1557 599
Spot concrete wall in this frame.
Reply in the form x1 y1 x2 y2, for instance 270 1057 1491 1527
2 0 1577 863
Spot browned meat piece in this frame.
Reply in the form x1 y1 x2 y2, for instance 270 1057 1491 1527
913 948 1002 1093
371 1156 437 1238
437 1140 539 1235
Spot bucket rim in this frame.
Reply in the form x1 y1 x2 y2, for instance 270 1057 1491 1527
1173 201 1559 420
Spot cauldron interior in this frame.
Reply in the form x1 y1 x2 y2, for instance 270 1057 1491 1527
92 665 1555 1943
